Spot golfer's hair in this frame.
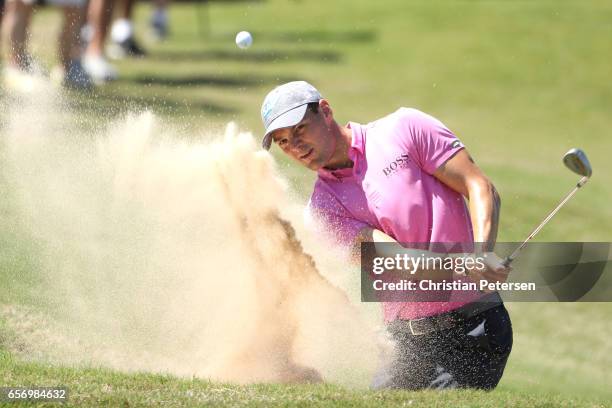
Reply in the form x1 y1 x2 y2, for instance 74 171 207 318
307 102 319 114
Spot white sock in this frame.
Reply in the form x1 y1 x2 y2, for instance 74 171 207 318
111 19 134 43
81 24 93 43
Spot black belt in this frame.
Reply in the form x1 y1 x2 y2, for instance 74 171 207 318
390 292 503 336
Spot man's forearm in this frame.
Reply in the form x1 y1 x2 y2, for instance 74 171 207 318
467 179 501 253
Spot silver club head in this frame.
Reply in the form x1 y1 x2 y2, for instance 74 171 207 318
563 148 592 178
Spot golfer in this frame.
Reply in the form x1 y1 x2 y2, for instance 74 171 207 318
259 81 513 390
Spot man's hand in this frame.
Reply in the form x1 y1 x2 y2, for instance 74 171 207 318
465 252 512 292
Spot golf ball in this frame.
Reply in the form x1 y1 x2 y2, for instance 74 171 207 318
235 31 253 49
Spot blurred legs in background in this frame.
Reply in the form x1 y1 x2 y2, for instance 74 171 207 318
82 0 117 83
52 0 93 89
108 0 172 59
1 0 171 88
108 0 146 59
0 0 3 51
150 0 169 41
2 0 34 69
2 0 42 91
2 0 92 90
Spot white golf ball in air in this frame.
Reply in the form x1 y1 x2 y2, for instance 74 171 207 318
235 31 253 49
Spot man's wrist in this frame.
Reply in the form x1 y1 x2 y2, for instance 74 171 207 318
474 241 496 255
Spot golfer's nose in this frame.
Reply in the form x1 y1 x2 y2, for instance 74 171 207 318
288 138 303 155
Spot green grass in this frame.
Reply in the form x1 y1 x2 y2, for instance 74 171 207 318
1 0 611 406
1 349 606 408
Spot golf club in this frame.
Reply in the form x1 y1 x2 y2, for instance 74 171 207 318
502 148 592 267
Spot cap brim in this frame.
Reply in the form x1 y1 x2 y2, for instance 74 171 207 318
261 104 308 150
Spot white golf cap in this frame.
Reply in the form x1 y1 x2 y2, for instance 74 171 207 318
260 81 322 150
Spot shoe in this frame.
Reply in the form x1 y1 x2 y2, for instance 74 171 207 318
109 19 146 59
53 60 94 90
107 37 147 60
2 65 45 93
17 53 46 76
82 55 118 84
64 60 94 90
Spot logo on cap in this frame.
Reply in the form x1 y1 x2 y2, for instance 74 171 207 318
261 94 279 125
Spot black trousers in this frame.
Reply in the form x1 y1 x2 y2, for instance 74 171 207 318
376 304 513 390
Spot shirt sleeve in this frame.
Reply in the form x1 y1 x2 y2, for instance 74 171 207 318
305 186 369 248
397 108 465 175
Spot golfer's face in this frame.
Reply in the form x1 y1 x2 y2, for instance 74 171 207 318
271 108 333 171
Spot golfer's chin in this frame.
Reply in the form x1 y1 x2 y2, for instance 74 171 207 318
296 154 323 171
303 158 324 171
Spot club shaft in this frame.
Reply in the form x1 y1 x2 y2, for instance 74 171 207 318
503 176 589 266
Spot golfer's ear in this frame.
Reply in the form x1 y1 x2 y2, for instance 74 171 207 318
319 99 333 121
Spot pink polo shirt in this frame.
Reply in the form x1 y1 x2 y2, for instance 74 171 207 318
308 107 483 321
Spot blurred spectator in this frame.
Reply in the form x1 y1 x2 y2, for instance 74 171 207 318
108 0 146 59
0 0 4 71
107 0 171 59
82 0 117 83
0 0 3 78
54 0 92 89
2 0 36 83
150 0 169 41
2 0 92 91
